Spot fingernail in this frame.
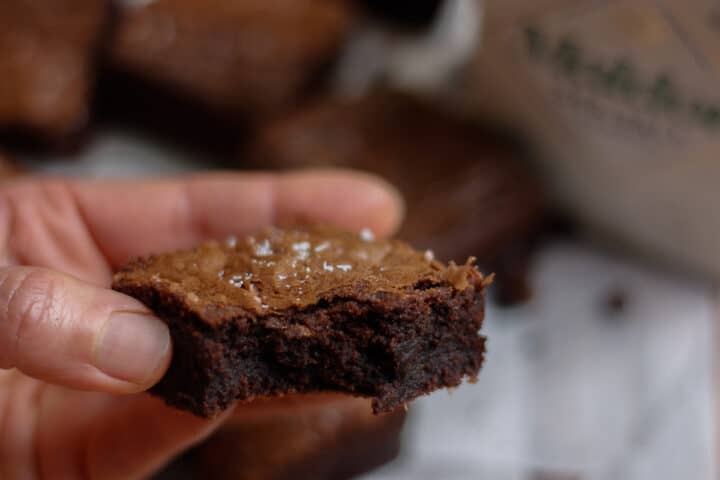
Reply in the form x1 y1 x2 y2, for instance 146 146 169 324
95 312 171 386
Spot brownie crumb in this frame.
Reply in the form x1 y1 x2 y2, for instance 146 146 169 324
602 287 629 320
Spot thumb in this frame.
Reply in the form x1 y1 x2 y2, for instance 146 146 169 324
0 266 171 393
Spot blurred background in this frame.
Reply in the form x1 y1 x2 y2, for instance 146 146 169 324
1 0 719 479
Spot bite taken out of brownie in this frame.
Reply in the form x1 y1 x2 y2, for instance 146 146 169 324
113 226 489 418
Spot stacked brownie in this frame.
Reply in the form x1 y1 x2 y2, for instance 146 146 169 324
0 0 109 142
0 152 22 177
250 91 546 264
108 0 355 117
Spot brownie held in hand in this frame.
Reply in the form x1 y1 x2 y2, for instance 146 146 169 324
113 226 488 418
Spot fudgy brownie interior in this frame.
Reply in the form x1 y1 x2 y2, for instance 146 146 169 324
113 226 488 418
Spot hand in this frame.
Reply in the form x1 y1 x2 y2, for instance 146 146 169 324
0 170 402 479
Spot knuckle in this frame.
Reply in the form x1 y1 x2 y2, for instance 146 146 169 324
1 178 77 260
0 268 64 369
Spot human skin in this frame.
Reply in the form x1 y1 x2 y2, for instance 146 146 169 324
0 170 403 479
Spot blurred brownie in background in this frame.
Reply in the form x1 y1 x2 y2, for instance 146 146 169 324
0 0 109 146
158 394 405 480
249 91 546 266
108 0 355 117
360 0 443 28
0 152 22 177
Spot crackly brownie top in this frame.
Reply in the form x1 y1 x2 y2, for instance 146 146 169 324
113 226 484 317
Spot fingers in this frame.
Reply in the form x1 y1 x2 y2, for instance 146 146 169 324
24 383 225 479
84 395 229 480
70 169 404 267
0 170 403 284
0 266 171 393
0 372 41 480
0 180 111 283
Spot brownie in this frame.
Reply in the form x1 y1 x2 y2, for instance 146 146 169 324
92 67 247 160
0 152 22 177
108 0 355 117
113 226 488 418
359 0 443 28
0 0 108 141
185 394 406 480
249 91 546 265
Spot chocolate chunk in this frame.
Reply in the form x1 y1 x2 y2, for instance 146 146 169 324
113 226 488 418
0 0 108 141
108 0 355 117
248 91 546 265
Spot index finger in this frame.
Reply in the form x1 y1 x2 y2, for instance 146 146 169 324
72 169 404 268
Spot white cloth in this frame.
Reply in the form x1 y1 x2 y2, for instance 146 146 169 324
363 243 716 480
